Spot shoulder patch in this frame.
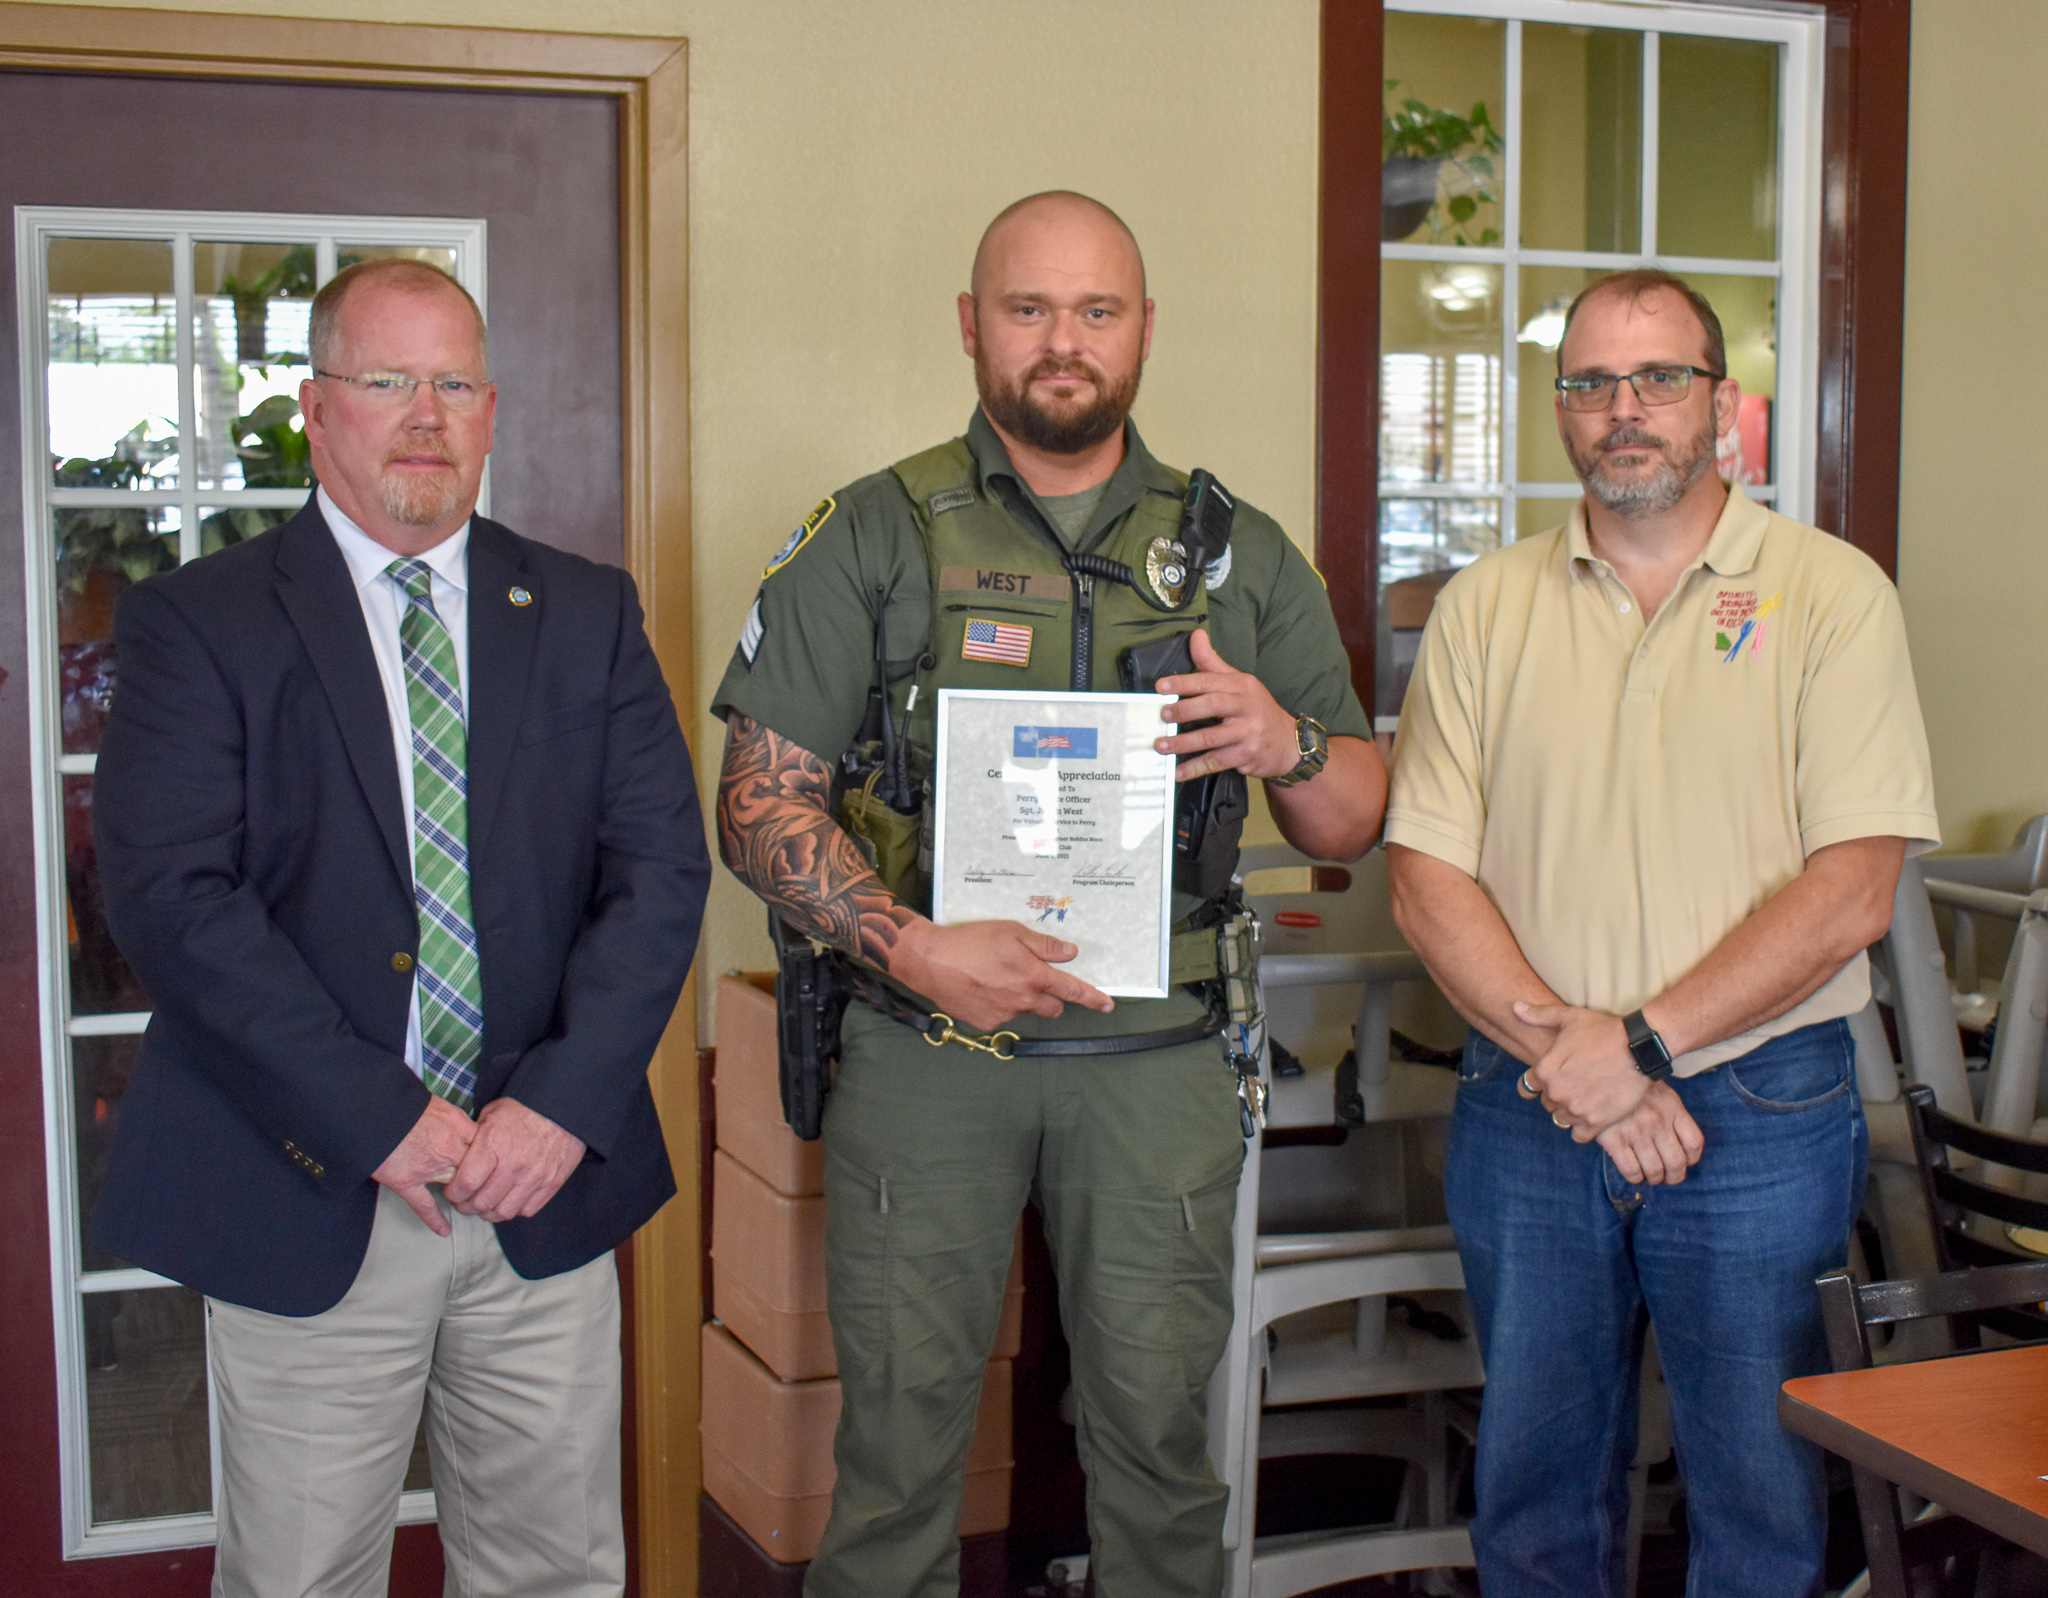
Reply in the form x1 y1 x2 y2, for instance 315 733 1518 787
763 497 836 578
928 486 977 518
1203 543 1234 591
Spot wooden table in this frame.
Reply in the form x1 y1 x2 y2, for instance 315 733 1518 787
1779 1343 2048 1559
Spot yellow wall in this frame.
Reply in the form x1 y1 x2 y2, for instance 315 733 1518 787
1898 0 2048 853
23 0 1325 1028
23 0 2043 960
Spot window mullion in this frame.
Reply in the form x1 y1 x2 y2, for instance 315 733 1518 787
1639 32 1660 259
1501 17 1523 531
173 231 199 564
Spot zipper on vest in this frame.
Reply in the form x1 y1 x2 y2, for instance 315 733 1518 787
1070 571 1095 691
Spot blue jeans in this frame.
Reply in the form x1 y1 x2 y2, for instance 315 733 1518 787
1444 1020 1867 1598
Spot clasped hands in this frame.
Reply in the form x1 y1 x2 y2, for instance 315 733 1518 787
889 630 1300 1034
1511 1001 1705 1186
372 1094 585 1236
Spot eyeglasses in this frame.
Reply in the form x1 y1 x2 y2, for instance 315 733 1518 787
1554 365 1723 412
314 370 490 410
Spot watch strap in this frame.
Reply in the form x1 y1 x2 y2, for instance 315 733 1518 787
1623 1009 1674 1081
1268 714 1328 788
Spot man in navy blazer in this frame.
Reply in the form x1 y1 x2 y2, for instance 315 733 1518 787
90 257 707 1596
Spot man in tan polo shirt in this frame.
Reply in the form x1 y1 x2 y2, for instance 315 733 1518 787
1386 269 1938 1597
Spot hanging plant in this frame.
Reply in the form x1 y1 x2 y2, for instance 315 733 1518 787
1382 81 1504 246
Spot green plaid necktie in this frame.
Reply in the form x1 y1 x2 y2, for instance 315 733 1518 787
388 558 480 1113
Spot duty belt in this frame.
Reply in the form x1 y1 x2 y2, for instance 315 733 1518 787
843 964 1227 1059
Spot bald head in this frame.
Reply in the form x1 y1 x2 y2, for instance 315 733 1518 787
970 191 1146 302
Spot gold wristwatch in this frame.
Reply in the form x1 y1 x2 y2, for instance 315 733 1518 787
1267 714 1329 788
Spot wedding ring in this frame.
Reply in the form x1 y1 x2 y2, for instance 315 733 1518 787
1552 1111 1572 1130
1519 1069 1539 1096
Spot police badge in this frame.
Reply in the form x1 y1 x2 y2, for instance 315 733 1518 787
1143 536 1193 608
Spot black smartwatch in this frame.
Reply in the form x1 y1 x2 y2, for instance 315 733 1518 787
1623 1010 1674 1081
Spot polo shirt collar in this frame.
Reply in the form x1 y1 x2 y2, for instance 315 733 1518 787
1699 483 1769 576
964 407 1180 549
1563 480 1767 578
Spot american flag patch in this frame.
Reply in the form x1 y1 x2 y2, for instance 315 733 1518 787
961 618 1032 666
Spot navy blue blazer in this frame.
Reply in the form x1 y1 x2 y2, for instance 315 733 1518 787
89 500 710 1315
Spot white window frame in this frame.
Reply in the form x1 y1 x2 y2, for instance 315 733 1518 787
1381 0 1826 522
16 206 485 1558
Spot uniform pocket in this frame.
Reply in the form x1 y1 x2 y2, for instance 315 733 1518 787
821 1152 894 1383
1173 1166 1243 1391
1724 1022 1854 1112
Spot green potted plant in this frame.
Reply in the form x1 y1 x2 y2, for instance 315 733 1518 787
1382 82 1503 245
53 424 179 597
201 394 311 554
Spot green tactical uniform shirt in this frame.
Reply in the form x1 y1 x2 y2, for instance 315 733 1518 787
713 410 1370 1039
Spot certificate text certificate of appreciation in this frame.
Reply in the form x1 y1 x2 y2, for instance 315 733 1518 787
931 689 1178 997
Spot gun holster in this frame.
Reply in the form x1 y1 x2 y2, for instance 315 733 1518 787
767 914 846 1141
1118 631 1249 904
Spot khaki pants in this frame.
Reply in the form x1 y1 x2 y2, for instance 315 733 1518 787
806 1003 1247 1598
207 1184 623 1598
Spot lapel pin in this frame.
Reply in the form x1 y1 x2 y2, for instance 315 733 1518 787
509 586 533 607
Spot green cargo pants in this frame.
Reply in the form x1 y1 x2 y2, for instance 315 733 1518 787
803 1001 1247 1598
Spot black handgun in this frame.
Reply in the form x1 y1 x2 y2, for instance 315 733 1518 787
767 914 846 1141
1118 631 1249 905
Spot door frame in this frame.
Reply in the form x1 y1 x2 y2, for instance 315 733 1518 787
1315 0 1914 711
0 6 699 1591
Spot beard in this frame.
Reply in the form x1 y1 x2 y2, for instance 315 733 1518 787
1566 413 1719 518
378 450 464 526
976 347 1141 455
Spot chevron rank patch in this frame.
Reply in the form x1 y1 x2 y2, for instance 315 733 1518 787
738 597 764 664
764 497 836 577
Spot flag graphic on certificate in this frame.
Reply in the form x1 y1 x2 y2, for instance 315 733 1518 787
932 689 1177 997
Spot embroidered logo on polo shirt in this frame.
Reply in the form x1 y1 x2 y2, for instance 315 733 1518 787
1711 589 1782 660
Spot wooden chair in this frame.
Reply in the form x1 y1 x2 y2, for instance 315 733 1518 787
1810 1085 2048 1598
1903 1083 2048 1341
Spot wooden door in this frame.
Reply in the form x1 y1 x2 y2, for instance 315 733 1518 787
0 64 634 1596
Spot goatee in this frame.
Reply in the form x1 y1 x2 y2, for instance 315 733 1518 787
1567 416 1718 518
379 458 463 527
976 350 1140 455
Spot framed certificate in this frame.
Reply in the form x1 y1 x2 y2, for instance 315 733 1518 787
931 688 1178 998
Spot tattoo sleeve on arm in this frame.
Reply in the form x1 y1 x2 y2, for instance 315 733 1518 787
717 713 922 972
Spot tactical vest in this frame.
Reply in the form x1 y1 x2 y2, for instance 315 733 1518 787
839 438 1246 996
894 437 1205 759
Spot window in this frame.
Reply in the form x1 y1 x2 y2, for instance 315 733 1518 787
15 207 484 1557
1375 1 1823 717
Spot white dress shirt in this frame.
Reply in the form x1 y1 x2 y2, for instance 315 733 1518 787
318 485 472 1083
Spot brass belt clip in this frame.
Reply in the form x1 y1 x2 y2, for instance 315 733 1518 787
922 1014 1020 1060
1217 908 1267 1135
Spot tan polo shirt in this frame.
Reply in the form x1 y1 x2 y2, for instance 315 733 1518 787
1385 484 1939 1076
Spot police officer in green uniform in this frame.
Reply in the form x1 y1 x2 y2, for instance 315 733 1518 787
713 192 1386 1598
